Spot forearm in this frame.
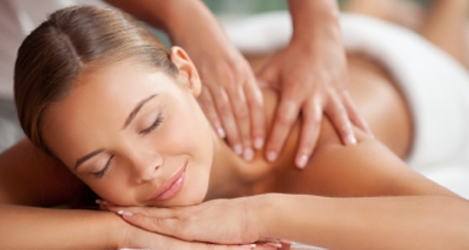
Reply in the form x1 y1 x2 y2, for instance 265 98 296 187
0 204 124 249
259 194 469 249
288 0 340 45
104 0 229 47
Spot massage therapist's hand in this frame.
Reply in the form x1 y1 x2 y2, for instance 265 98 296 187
162 1 265 161
184 36 265 161
105 0 265 161
257 0 371 168
103 197 289 250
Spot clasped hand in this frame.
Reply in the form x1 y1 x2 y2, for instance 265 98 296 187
99 197 290 250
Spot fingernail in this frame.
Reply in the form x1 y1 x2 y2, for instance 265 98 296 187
243 148 254 161
95 199 107 205
117 210 133 217
239 244 257 249
217 127 226 138
254 137 264 150
267 151 278 162
347 135 357 145
233 144 243 156
264 242 283 249
296 154 308 169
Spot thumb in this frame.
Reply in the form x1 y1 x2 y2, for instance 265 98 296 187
256 63 279 90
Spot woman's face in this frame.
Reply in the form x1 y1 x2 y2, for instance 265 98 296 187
42 48 215 207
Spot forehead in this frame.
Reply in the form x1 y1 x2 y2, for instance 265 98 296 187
41 60 177 166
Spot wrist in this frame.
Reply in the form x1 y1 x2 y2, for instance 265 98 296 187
107 211 132 249
160 0 228 47
289 0 341 46
255 193 284 240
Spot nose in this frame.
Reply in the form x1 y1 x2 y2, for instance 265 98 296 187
126 145 163 184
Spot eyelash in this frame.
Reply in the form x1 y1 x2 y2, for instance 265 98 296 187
93 155 115 179
139 114 164 135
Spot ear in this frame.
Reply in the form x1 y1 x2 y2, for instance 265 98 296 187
169 46 202 97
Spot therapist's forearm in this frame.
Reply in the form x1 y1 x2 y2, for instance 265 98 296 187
258 194 469 249
0 204 123 249
288 0 340 45
103 0 229 47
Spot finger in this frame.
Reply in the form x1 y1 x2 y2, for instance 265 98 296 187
211 86 243 155
265 99 300 162
342 92 373 135
107 205 177 219
324 94 356 146
120 211 188 240
244 78 266 151
225 79 253 159
295 100 322 169
198 86 226 138
256 61 279 91
165 237 251 250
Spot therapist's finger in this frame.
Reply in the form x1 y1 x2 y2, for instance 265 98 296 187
265 98 300 163
212 86 243 155
295 99 322 169
244 78 266 151
342 92 372 135
198 86 226 138
324 92 356 146
225 80 253 160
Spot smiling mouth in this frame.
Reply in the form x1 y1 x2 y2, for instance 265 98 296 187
147 162 187 202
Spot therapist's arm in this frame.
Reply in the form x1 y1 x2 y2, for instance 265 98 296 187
258 0 371 168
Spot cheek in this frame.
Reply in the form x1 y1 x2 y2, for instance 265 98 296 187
85 179 136 206
165 97 213 162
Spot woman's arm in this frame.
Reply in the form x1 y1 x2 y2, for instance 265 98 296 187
262 193 469 249
0 204 121 249
106 192 469 249
0 203 263 249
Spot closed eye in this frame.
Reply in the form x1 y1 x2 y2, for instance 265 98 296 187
140 114 163 135
93 155 114 179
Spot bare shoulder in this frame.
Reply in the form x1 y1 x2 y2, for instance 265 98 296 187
271 119 455 198
0 139 84 206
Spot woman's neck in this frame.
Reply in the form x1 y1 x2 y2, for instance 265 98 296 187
203 88 293 200
205 131 253 200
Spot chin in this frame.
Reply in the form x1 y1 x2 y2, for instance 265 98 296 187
172 188 207 207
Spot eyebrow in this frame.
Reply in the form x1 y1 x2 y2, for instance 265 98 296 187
122 94 158 129
74 94 158 170
75 149 104 170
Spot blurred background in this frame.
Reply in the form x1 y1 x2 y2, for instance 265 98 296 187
155 0 431 47
202 0 427 15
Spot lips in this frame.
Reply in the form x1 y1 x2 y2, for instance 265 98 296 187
147 162 187 202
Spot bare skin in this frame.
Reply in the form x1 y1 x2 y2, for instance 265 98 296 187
0 2 467 247
102 52 467 249
204 53 417 202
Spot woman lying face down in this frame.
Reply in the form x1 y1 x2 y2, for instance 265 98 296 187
12 5 469 249
13 5 458 208
11 4 469 249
